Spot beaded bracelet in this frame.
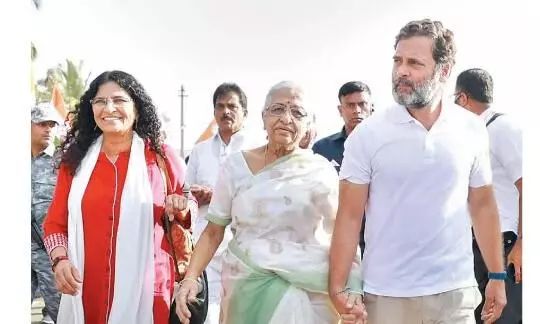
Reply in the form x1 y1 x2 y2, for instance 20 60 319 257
333 287 351 297
179 277 203 294
179 277 198 285
51 255 69 272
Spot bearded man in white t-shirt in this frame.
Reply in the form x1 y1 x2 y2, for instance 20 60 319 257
329 19 507 324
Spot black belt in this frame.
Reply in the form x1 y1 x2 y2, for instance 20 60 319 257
473 231 517 247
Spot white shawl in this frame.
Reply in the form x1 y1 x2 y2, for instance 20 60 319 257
57 134 155 324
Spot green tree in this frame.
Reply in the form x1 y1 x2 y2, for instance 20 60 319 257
58 59 91 110
35 68 61 104
31 43 37 62
34 59 91 110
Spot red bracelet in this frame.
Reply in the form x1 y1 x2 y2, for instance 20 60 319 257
52 255 69 272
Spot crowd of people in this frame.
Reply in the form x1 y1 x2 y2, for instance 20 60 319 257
31 18 522 324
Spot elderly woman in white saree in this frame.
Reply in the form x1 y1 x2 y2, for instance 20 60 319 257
176 81 365 324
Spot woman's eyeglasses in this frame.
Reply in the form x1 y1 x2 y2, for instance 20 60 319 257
90 96 133 108
266 104 308 120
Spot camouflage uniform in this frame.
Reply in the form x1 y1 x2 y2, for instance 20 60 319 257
31 104 62 322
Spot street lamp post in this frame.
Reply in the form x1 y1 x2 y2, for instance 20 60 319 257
179 85 188 158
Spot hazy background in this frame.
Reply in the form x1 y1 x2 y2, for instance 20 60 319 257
31 0 533 153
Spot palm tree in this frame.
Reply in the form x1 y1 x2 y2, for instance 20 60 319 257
31 43 38 61
31 0 40 100
57 59 91 110
35 68 60 103
34 59 91 109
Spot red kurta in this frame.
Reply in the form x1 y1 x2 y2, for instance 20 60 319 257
43 144 192 324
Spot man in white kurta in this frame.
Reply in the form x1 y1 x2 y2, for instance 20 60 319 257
186 83 263 323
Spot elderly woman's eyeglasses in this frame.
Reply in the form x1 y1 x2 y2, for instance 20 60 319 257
266 104 308 120
90 96 133 108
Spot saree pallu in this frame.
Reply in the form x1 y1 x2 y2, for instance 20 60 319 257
206 150 363 323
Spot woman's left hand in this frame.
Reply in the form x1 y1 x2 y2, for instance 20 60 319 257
335 293 367 324
165 194 188 221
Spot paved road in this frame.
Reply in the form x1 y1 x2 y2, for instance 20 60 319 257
31 298 44 324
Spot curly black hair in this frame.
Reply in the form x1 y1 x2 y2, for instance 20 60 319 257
395 19 456 67
60 70 164 174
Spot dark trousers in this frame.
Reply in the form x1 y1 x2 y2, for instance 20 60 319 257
31 244 61 322
473 231 522 324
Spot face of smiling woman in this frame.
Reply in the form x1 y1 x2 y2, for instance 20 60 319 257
91 81 138 135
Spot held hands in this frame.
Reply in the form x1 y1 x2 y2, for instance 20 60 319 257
331 289 368 324
175 277 203 323
54 260 82 296
190 184 213 205
165 194 189 222
481 279 507 323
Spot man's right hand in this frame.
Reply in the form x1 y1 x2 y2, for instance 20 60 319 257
481 279 507 323
54 260 82 296
330 291 368 324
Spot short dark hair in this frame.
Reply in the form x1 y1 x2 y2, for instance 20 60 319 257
394 19 456 67
455 68 494 104
212 83 248 115
338 81 371 102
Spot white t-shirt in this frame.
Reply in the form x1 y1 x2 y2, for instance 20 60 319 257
481 108 522 234
340 102 493 297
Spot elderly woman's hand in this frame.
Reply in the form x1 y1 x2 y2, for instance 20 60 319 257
332 290 368 324
165 194 189 222
174 277 203 323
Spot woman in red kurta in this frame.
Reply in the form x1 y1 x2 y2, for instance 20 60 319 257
43 70 195 324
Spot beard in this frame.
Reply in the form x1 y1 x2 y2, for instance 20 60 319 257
392 69 442 109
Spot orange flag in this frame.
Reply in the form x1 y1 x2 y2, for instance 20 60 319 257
50 85 68 119
195 120 217 144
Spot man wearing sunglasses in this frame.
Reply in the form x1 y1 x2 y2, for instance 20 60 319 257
455 68 522 324
31 103 62 324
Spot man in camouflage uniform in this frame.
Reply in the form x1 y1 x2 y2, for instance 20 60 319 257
31 103 62 324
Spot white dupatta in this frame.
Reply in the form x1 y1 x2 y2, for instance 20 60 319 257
57 134 155 324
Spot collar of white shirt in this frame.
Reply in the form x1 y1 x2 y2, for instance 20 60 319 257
479 107 497 123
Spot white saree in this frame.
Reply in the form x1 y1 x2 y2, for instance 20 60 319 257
205 150 363 324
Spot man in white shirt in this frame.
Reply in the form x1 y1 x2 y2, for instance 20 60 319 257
186 83 262 323
455 68 522 323
329 19 507 324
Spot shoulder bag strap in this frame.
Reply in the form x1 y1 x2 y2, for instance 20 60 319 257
156 154 182 279
486 112 504 127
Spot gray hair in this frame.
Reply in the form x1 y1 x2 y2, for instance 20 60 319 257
263 81 305 111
